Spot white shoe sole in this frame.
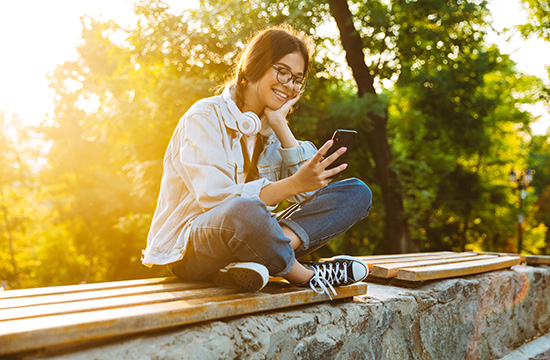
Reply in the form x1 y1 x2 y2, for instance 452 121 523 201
213 262 269 292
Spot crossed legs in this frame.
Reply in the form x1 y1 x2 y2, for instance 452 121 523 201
169 178 372 284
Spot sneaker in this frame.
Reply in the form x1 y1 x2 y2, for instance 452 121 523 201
212 262 269 292
300 255 369 300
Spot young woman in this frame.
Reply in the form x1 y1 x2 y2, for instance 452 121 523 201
142 25 372 298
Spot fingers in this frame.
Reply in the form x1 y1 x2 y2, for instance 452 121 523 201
277 92 301 115
325 163 348 177
321 146 347 167
264 92 302 125
296 140 348 191
287 92 302 107
311 140 334 162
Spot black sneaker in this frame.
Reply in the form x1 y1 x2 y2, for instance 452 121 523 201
300 255 369 299
212 262 269 292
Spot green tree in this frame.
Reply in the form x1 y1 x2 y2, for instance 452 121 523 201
519 0 550 41
528 135 550 254
0 114 86 289
517 0 550 254
41 0 361 281
391 48 541 253
325 0 521 254
0 112 29 289
35 0 549 289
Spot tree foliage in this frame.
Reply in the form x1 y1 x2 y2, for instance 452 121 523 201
519 0 550 41
1 0 548 289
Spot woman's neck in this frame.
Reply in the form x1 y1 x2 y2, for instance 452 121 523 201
240 83 263 115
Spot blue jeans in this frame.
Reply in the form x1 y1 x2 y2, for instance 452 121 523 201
169 178 372 281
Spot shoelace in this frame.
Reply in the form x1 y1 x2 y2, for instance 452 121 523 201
308 261 349 300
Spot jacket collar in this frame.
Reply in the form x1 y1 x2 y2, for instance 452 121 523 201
219 87 239 133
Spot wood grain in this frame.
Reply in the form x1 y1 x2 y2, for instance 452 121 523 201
397 256 521 281
0 277 178 299
371 255 497 278
0 280 367 356
359 252 477 271
525 255 550 265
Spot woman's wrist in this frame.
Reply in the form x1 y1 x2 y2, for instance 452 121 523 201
270 119 299 148
259 176 302 206
283 175 302 196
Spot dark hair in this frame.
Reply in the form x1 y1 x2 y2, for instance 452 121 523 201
231 25 314 108
227 25 313 183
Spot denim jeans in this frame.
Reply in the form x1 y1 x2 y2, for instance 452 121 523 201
169 178 372 281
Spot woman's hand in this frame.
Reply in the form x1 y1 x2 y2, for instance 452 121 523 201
263 92 301 128
289 139 348 193
263 92 302 149
258 139 347 206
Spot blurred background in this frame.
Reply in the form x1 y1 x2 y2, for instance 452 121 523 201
1 0 549 290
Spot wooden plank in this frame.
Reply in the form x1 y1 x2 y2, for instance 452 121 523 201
0 282 211 310
354 251 455 262
371 255 497 278
0 277 178 299
363 252 476 264
476 252 527 262
0 286 239 322
397 256 521 282
525 255 550 265
360 252 478 271
322 252 475 271
0 282 367 356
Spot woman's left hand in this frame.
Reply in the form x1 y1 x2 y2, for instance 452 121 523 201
263 92 301 128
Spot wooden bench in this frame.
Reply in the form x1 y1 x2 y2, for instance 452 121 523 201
363 252 522 281
350 251 541 284
525 254 550 266
3 251 547 357
0 277 367 357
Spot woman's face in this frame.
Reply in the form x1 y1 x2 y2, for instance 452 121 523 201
245 51 305 114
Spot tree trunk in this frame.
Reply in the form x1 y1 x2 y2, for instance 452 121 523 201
328 0 417 253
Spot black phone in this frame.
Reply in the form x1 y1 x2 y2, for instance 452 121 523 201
325 129 357 178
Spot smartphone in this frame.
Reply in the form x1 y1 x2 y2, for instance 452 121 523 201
325 129 357 178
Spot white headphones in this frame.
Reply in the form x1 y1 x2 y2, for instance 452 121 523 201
222 86 261 136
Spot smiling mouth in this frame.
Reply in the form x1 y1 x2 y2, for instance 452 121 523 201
273 89 289 100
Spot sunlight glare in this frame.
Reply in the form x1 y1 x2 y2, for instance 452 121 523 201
0 0 547 135
0 0 198 127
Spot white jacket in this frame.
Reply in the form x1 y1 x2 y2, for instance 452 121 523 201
141 94 317 267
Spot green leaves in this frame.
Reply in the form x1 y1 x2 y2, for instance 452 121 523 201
2 0 549 289
519 0 550 41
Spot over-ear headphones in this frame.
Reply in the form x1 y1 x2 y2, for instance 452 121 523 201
222 87 261 136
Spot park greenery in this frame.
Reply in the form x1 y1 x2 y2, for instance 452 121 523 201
1 0 549 289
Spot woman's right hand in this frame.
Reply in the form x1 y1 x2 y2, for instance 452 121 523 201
259 140 348 207
289 140 348 194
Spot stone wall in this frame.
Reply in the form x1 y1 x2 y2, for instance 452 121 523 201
30 265 550 360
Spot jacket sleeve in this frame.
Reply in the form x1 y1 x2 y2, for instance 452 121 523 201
174 106 270 212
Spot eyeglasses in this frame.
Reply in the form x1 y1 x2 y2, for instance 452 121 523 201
271 64 307 92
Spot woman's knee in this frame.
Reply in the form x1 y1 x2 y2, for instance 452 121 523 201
354 178 372 207
221 198 293 274
219 197 282 246
340 178 372 217
222 197 271 229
